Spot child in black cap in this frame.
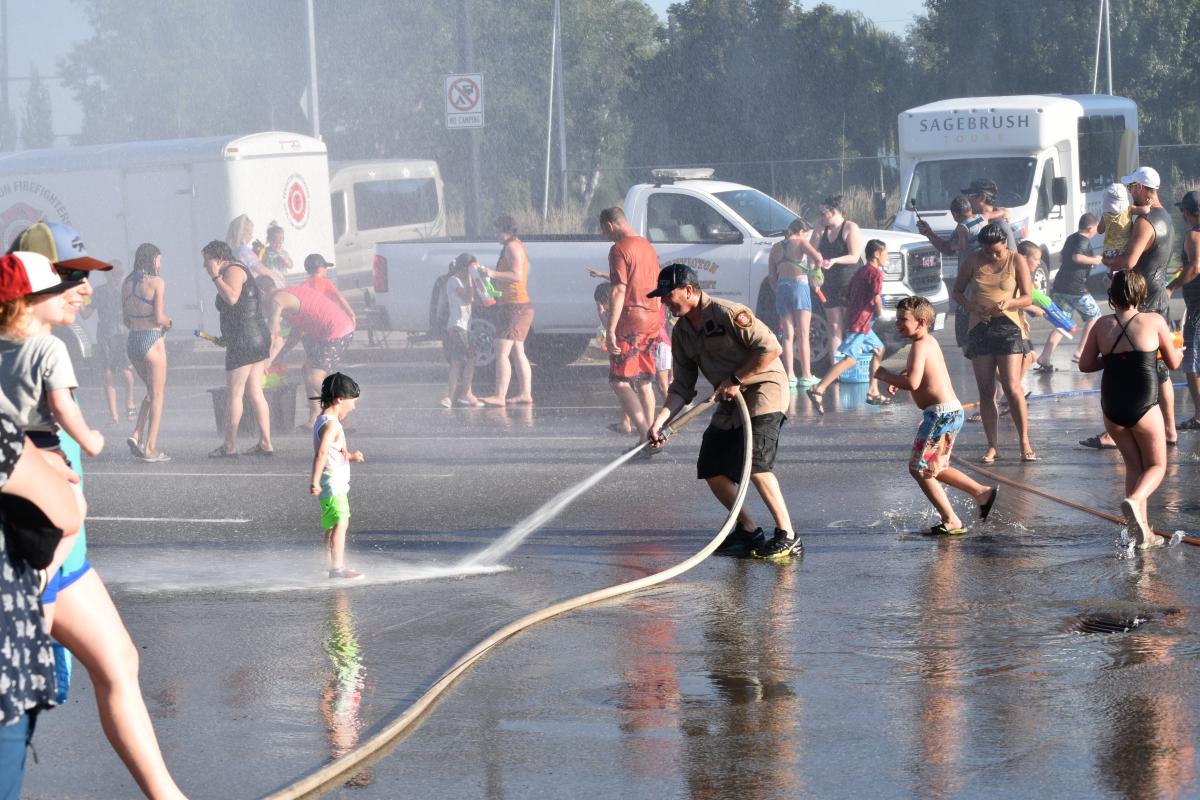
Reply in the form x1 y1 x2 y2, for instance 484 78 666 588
310 372 365 579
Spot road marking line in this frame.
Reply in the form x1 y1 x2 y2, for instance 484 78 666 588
365 435 594 441
89 516 250 523
87 472 454 478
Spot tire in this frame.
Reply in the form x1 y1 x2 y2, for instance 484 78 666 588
469 312 497 369
526 333 590 372
807 312 832 370
755 281 780 332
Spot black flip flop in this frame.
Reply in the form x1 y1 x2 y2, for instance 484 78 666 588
979 486 999 520
806 388 825 415
1078 435 1116 450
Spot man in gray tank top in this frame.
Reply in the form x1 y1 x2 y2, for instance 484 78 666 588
1091 165 1178 445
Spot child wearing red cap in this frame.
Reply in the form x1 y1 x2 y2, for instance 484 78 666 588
0 252 102 457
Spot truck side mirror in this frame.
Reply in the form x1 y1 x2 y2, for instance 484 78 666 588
1051 177 1068 207
705 225 742 244
872 191 888 222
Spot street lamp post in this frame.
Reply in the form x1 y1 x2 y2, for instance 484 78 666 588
306 0 321 138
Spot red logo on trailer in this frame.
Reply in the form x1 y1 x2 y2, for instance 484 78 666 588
284 174 309 229
0 202 46 250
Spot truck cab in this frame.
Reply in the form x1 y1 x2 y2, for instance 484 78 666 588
329 160 446 292
892 95 1139 290
373 169 947 369
627 169 949 362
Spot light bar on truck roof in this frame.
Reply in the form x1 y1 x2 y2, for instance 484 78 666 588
651 168 715 183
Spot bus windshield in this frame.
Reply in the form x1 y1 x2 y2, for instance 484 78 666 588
905 158 1036 212
713 189 797 237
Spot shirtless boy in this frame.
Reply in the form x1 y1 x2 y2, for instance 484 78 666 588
874 296 999 535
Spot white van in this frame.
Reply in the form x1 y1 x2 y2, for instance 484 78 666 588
328 159 446 291
0 132 335 333
892 94 1139 289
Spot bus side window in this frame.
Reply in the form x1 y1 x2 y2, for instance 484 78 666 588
332 191 347 241
1036 159 1056 221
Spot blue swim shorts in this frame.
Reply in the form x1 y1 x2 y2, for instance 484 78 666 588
775 278 812 316
909 403 965 477
1050 291 1101 323
837 329 885 361
1185 313 1200 375
42 557 92 604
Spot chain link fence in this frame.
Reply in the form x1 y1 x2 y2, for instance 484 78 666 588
568 144 1200 225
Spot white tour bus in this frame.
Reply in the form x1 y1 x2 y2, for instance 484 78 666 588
891 94 1139 289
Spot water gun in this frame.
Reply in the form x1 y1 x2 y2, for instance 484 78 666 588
805 261 828 304
1030 288 1075 338
262 363 287 389
475 265 502 307
1156 330 1185 363
195 329 225 347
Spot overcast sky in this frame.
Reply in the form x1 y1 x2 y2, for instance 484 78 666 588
6 0 926 144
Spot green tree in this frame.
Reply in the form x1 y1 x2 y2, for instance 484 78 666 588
63 1 658 225
0 107 16 152
625 0 917 206
62 0 309 143
21 67 54 149
910 0 1200 189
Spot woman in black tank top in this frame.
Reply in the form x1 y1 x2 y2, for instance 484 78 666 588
1078 271 1182 549
202 239 275 458
813 196 863 357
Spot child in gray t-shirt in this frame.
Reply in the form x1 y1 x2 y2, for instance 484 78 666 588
0 255 103 455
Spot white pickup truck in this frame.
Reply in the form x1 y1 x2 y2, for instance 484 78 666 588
372 169 949 368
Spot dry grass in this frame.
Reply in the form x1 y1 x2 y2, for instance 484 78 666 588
444 182 901 238
445 203 591 237
776 185 899 228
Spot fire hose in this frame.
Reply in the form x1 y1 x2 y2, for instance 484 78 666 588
262 394 753 799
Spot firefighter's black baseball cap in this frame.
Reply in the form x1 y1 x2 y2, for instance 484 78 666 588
646 263 700 298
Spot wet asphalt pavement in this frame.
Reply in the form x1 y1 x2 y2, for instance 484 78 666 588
19 320 1200 800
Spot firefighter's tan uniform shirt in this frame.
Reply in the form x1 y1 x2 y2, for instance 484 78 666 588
668 293 788 430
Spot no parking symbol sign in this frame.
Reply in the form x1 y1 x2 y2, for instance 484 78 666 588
445 73 485 129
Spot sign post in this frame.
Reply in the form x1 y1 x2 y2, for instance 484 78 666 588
445 73 485 130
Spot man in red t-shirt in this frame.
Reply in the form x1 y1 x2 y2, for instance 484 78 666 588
601 206 662 436
303 253 357 326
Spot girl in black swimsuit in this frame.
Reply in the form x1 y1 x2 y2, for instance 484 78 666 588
1078 271 1183 549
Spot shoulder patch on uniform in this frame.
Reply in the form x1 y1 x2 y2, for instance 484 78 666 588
732 307 754 329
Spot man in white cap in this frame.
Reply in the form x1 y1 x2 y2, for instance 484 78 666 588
1088 165 1178 446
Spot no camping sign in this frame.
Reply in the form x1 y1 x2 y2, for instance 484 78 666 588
445 74 484 129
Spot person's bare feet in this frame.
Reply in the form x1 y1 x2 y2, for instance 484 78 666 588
1122 498 1161 549
479 396 506 407
508 396 534 405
